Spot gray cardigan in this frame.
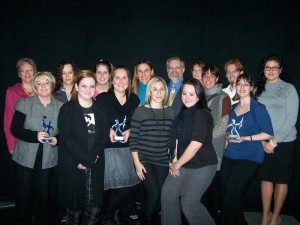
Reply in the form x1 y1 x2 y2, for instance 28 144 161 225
12 95 64 169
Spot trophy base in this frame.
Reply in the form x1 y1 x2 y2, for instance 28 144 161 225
42 138 52 143
229 135 238 140
114 136 124 142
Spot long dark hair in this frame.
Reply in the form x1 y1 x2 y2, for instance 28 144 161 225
53 59 80 92
180 78 210 111
255 54 288 98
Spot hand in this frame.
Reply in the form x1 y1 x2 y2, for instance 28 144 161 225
37 131 49 143
229 136 246 143
264 142 275 154
77 163 87 170
170 161 181 177
48 137 57 146
122 129 130 143
109 128 116 143
134 161 147 180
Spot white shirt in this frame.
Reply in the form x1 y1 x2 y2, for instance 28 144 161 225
222 85 239 105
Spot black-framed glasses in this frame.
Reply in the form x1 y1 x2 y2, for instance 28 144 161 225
264 66 280 71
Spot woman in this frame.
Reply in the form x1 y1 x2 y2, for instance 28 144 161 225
57 70 110 225
201 64 231 220
132 59 155 105
53 59 80 103
220 74 273 225
4 58 36 153
191 60 205 83
96 66 141 225
10 71 63 225
130 77 173 224
161 78 218 225
255 54 299 225
93 59 113 98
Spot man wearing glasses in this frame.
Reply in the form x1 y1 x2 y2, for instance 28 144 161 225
166 56 185 118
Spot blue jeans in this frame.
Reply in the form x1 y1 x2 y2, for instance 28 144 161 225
161 164 217 225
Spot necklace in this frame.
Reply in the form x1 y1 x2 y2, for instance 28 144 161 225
149 105 166 126
22 85 34 96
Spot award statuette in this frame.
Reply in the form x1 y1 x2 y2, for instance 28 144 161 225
42 116 54 143
112 116 126 142
227 117 244 140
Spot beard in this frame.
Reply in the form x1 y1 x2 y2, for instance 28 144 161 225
168 74 182 84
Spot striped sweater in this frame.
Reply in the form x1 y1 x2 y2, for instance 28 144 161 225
130 105 174 166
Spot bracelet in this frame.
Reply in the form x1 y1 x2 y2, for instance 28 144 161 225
250 135 252 141
269 139 278 148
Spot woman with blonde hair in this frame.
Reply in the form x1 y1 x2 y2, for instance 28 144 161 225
130 77 173 224
11 71 63 225
4 58 36 153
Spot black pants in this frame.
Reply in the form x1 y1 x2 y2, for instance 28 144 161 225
141 163 168 217
103 184 140 217
220 157 260 225
15 162 54 225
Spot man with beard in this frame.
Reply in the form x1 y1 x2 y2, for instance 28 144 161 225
222 59 244 104
166 56 185 118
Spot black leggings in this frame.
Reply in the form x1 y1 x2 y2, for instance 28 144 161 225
141 163 168 217
103 184 139 216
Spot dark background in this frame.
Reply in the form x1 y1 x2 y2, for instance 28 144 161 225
0 0 299 220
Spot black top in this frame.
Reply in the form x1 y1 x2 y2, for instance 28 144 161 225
96 92 140 148
171 104 218 169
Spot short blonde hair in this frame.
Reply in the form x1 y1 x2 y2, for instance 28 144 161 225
32 71 56 94
145 77 168 106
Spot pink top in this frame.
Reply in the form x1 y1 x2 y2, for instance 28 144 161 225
93 89 100 98
4 83 31 153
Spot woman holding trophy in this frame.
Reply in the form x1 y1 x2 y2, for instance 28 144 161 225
10 71 63 225
96 66 140 225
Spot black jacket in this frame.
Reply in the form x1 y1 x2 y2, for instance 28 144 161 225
57 99 110 210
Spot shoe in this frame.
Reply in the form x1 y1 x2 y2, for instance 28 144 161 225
114 209 123 225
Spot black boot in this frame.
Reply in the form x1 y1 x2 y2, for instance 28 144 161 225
114 209 123 225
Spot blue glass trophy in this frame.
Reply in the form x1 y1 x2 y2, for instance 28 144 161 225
42 116 54 143
227 117 243 140
112 116 126 142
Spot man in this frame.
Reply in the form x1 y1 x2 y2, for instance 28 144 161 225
166 56 185 118
222 59 244 104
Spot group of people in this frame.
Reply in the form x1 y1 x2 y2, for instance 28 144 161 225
3 54 298 225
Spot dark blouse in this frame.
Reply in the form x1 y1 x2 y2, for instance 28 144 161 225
96 92 140 148
171 104 218 169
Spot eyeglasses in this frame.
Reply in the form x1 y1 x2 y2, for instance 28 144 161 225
168 66 182 71
236 83 251 88
264 66 280 71
19 68 34 74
